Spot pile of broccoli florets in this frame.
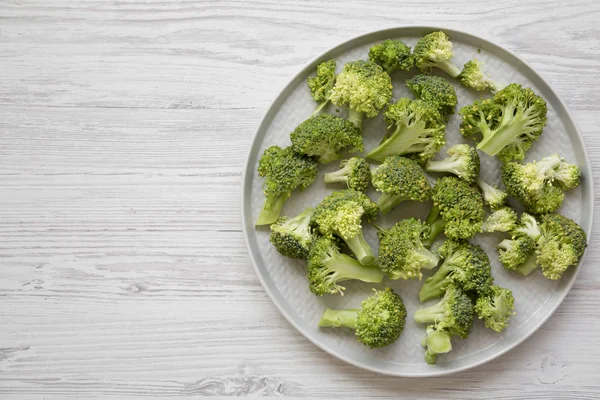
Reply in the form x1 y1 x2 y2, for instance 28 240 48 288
254 30 588 362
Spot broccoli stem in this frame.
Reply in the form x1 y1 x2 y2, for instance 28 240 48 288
419 260 454 302
324 166 351 184
366 121 429 162
348 109 364 131
255 193 291 225
325 252 384 283
317 149 343 164
418 247 441 270
422 329 452 364
477 106 538 156
423 206 445 248
414 299 446 324
377 193 408 214
311 100 330 116
514 254 539 276
318 308 359 328
425 159 462 175
437 60 461 78
343 232 376 265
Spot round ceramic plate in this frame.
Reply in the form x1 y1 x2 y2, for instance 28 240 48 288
241 26 594 377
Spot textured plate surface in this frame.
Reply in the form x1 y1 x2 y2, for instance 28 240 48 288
241 27 594 377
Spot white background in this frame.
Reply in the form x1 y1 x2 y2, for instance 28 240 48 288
1 0 599 398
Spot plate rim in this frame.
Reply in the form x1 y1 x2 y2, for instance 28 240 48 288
240 25 595 377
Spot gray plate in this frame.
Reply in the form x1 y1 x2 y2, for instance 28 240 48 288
241 26 594 377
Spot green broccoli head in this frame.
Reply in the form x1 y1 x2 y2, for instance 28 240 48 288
307 59 337 114
308 236 385 296
377 218 440 280
422 325 453 365
425 144 480 184
414 284 474 339
430 176 485 240
413 31 461 78
502 154 580 214
460 83 548 162
497 235 536 271
256 146 318 225
476 177 508 209
536 214 587 280
405 74 458 117
419 240 493 301
290 114 363 164
482 206 518 233
330 60 393 129
324 157 371 192
371 156 431 214
458 59 502 92
269 208 315 259
312 189 379 265
368 39 414 73
318 288 406 348
474 285 515 332
366 98 446 164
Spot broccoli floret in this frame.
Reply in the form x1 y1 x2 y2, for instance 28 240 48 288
318 288 406 348
371 156 431 214
290 114 363 164
330 60 393 130
414 285 474 339
308 236 385 296
497 213 541 273
535 213 587 280
413 31 461 78
312 189 379 265
256 146 318 225
425 144 480 184
476 177 508 209
502 154 581 214
422 205 446 248
419 240 493 302
459 83 548 162
482 206 518 233
308 59 337 115
458 59 503 92
405 74 458 117
427 176 485 240
376 218 440 280
368 39 414 73
474 285 515 332
366 98 446 163
422 325 453 365
324 157 371 192
270 208 315 259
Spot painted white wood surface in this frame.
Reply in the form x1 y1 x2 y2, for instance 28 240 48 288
1 0 600 398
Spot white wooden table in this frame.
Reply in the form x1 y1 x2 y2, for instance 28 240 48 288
1 1 600 398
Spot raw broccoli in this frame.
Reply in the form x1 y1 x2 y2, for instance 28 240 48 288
482 206 518 233
308 236 385 296
458 59 503 92
371 156 431 214
376 218 440 280
330 60 393 130
318 288 406 348
324 157 371 192
290 114 363 164
474 285 515 332
426 176 485 241
405 74 458 117
422 325 453 365
366 98 446 164
535 213 587 280
312 189 379 265
476 177 508 209
419 240 493 302
497 213 541 273
413 31 461 78
502 154 581 214
459 83 548 162
414 285 474 339
368 39 414 73
270 208 315 259
422 205 447 248
308 59 337 115
256 146 318 225
425 144 480 184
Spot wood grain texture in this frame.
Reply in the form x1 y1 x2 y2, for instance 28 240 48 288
1 0 600 398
